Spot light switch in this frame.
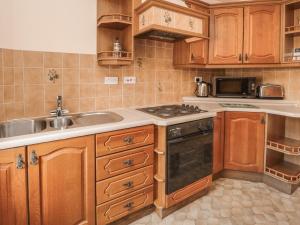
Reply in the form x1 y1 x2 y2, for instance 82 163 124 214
104 77 119 85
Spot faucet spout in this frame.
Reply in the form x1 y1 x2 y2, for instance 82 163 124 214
56 96 63 117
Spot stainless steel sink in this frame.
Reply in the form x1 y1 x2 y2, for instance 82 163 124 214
0 111 124 139
74 112 123 126
0 119 47 138
48 117 74 130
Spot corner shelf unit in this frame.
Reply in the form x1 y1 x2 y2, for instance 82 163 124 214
97 0 134 66
265 114 300 191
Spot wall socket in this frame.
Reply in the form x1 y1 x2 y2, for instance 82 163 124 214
123 76 136 84
104 77 119 85
194 76 203 83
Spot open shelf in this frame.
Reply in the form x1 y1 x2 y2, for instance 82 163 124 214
266 161 300 184
97 51 133 65
97 14 132 29
267 137 300 155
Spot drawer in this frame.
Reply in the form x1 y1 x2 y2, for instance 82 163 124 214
96 125 154 157
166 175 212 208
96 145 154 181
97 186 153 225
97 166 153 204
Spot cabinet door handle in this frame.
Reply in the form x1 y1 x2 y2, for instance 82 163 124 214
245 53 249 61
123 136 134 144
123 181 134 188
123 159 134 167
124 202 134 210
261 117 266 124
30 151 39 165
16 154 25 169
239 54 242 62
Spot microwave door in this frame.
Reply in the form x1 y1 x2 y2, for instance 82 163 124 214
216 79 243 97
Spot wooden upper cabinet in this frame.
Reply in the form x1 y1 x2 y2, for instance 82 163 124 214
213 112 225 174
209 7 244 64
27 136 95 225
243 5 281 64
173 39 208 66
0 147 28 225
224 112 265 173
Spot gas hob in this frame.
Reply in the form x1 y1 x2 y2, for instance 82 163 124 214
137 104 207 119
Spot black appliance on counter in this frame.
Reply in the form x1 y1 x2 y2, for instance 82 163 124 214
166 118 213 194
213 76 256 98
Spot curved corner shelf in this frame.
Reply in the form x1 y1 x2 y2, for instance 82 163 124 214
267 137 300 155
265 161 300 184
97 14 132 29
97 51 133 65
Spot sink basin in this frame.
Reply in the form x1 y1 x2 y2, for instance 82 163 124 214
0 119 47 138
48 117 74 130
74 112 123 126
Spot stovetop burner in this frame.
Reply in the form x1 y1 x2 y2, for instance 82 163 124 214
137 104 207 119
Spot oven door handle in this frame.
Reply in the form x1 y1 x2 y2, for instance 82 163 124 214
168 131 212 144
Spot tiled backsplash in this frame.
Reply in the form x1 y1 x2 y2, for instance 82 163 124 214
0 39 216 122
225 68 300 101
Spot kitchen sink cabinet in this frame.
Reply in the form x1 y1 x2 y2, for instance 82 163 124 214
27 136 95 225
0 147 28 225
213 112 225 174
209 4 280 65
224 112 265 173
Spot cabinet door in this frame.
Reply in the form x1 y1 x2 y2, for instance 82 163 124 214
173 39 208 65
244 5 280 64
213 112 225 174
209 8 244 64
224 112 265 173
0 147 27 225
27 136 95 225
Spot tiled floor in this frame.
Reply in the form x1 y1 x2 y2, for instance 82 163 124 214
130 178 300 225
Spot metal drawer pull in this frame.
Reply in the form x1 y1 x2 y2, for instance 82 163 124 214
124 202 134 209
123 181 134 188
123 136 134 144
30 151 39 165
123 159 134 167
16 154 25 169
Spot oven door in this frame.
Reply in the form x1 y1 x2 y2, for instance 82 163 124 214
166 131 212 195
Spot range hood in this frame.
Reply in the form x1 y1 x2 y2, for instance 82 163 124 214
135 0 209 42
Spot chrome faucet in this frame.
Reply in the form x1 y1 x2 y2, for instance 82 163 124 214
50 96 69 117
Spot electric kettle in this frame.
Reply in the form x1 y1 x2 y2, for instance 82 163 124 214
195 81 212 97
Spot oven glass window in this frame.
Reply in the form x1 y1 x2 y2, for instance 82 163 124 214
166 133 212 194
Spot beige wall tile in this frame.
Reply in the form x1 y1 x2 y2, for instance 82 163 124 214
63 84 80 99
4 85 14 103
0 67 3 85
0 86 3 103
63 53 79 68
96 84 109 97
23 51 43 67
80 54 95 68
44 68 62 85
13 50 24 67
24 100 44 117
45 85 62 102
5 103 24 120
44 52 62 68
3 49 14 67
14 68 23 85
24 68 43 84
3 67 14 85
15 85 24 102
109 96 123 109
24 85 44 103
80 98 95 112
64 99 80 113
80 84 96 98
95 97 109 110
63 69 80 84
80 69 95 83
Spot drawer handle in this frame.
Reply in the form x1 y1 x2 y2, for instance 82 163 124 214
124 202 134 210
123 181 134 188
189 18 194 30
123 159 134 167
16 154 25 169
123 136 134 144
141 15 145 26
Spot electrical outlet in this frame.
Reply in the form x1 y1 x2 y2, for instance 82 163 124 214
194 76 203 83
104 77 118 85
123 76 136 84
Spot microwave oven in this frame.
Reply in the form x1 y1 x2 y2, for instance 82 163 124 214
213 77 257 98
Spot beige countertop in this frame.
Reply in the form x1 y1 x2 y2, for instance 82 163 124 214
1 97 300 150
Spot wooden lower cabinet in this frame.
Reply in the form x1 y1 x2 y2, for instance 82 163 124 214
0 147 28 225
27 136 95 225
224 112 265 173
213 112 225 174
97 186 153 225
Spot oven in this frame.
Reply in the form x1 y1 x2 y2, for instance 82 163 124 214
166 118 213 195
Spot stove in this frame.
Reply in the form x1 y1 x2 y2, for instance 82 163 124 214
137 104 207 119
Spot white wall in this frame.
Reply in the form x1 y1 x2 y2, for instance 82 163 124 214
0 0 97 54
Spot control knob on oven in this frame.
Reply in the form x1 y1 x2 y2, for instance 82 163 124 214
169 128 182 138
